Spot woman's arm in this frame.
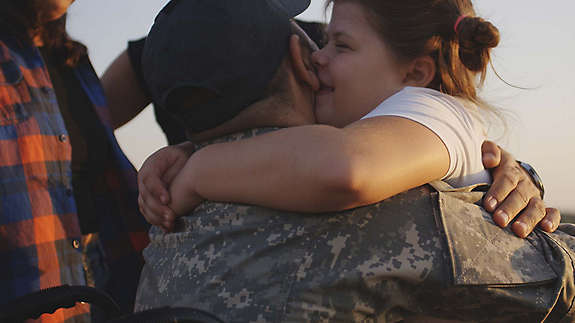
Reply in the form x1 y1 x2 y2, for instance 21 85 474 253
141 134 560 237
168 116 449 214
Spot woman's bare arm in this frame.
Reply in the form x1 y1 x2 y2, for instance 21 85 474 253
168 116 449 214
140 130 560 237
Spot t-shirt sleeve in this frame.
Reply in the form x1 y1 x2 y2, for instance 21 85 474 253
127 37 152 98
360 87 485 183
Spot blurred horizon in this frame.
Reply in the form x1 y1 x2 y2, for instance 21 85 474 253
67 0 575 213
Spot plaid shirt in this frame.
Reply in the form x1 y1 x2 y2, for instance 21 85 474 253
0 34 150 322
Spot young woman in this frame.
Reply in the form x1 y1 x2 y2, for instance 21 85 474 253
138 0 558 238
0 1 148 321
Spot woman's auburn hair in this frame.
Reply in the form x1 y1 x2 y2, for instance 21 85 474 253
0 0 87 67
327 0 501 111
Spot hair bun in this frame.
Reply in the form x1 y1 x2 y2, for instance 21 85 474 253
457 17 500 71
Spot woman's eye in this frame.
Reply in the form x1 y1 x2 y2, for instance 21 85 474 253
335 43 350 50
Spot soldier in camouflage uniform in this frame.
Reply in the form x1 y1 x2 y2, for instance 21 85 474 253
136 130 575 322
135 0 571 321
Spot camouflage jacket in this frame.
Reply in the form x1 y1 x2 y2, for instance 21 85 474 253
135 129 575 323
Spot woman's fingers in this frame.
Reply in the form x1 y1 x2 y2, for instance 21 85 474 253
137 146 189 227
141 170 171 204
138 144 191 206
138 194 162 225
138 183 176 227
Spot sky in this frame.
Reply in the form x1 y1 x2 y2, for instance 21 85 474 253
67 0 575 213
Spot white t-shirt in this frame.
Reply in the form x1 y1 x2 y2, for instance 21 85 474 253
361 86 491 188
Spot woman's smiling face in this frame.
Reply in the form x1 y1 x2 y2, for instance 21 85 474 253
312 1 408 127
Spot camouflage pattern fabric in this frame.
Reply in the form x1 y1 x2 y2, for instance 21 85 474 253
135 129 575 322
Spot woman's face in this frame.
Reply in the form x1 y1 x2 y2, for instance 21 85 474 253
40 0 75 22
312 1 408 127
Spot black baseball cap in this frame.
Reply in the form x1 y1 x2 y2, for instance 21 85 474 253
143 0 311 133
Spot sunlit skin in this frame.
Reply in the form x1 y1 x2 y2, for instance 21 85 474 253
39 0 75 23
32 0 74 46
312 1 410 128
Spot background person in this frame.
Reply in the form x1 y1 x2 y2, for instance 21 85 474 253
0 0 149 321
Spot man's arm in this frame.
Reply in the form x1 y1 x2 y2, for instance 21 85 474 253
102 48 152 129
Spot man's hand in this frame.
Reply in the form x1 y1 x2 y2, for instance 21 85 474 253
138 142 195 231
481 141 561 238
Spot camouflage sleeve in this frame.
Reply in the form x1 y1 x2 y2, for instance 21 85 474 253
135 183 575 322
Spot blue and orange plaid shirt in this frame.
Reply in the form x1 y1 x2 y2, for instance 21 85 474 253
0 33 150 322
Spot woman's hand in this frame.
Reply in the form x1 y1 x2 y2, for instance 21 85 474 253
481 141 560 238
166 157 205 222
138 142 196 231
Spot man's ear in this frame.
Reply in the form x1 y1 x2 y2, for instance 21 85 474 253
289 35 320 92
403 56 436 88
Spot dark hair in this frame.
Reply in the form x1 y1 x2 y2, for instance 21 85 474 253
0 0 87 67
328 0 500 109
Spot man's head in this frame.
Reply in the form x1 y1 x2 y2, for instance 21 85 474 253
143 0 321 139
